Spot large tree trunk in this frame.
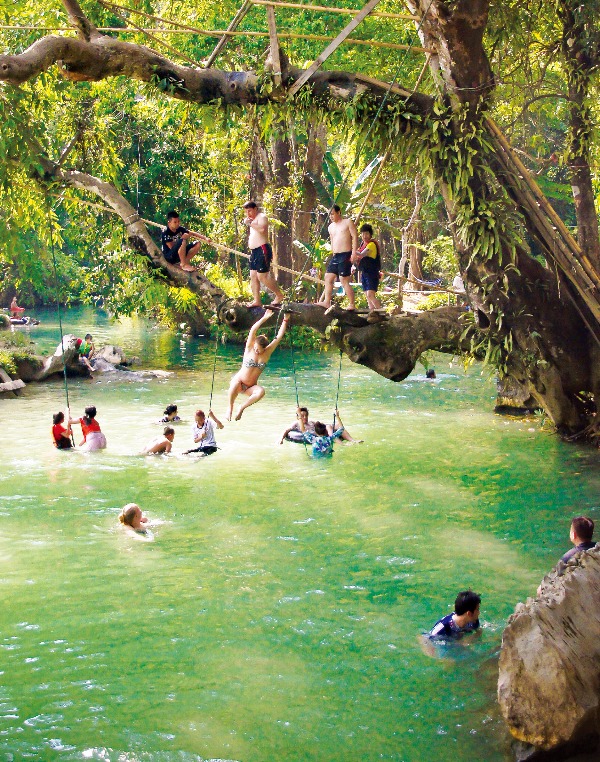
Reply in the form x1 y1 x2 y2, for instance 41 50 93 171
271 127 294 288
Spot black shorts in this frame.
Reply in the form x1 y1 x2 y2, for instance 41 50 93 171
184 445 218 455
326 252 352 278
361 269 380 293
250 243 272 273
163 240 196 264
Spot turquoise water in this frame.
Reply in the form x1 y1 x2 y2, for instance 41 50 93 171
1 308 598 761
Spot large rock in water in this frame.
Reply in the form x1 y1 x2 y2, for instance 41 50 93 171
498 546 600 759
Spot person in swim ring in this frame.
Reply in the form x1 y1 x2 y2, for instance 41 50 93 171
119 503 148 533
69 406 107 451
52 411 73 449
226 308 290 421
279 406 362 444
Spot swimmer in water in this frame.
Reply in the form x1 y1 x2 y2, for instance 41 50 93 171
142 426 175 455
226 308 290 421
158 404 181 424
119 503 148 533
69 406 107 450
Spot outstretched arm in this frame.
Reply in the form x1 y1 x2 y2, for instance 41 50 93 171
266 314 290 352
245 311 273 351
209 410 224 429
349 220 359 256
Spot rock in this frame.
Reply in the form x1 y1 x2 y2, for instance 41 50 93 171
34 334 87 381
95 344 128 365
495 376 540 414
0 313 10 329
498 546 600 759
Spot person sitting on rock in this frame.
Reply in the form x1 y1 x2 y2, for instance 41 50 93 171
428 590 481 640
561 516 596 563
10 296 25 318
142 427 175 455
75 334 95 373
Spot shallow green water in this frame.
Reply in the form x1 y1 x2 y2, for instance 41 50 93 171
1 308 598 761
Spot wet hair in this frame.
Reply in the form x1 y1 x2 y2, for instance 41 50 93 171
332 204 341 213
195 409 205 420
167 210 179 220
243 201 257 209
119 503 139 527
571 516 594 542
84 334 92 341
314 422 328 436
255 335 269 349
454 590 481 616
164 404 178 417
83 406 97 426
359 224 373 235
53 411 64 425
426 369 436 379
298 407 309 415
163 426 175 437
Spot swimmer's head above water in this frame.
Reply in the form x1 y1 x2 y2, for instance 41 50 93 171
119 503 147 531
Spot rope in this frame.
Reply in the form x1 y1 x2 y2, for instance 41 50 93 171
208 328 220 412
287 331 310 456
332 348 343 431
45 194 75 446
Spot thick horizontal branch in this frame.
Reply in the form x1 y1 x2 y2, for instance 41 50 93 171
220 302 473 381
0 32 433 115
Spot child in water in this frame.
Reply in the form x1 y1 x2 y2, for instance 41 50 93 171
52 411 73 449
142 427 175 455
184 409 224 456
119 503 149 533
159 404 181 423
69 406 107 451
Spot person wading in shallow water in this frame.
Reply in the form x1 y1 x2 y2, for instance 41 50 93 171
243 201 285 308
317 205 358 311
226 309 290 421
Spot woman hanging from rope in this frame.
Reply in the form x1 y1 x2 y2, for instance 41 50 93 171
226 308 290 422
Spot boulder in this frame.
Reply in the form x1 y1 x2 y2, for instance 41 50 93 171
94 344 128 365
498 547 600 759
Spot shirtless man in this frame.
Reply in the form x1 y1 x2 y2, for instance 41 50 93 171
317 205 358 310
243 201 284 308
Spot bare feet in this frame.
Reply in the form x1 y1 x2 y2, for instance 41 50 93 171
246 302 262 308
316 301 330 308
234 408 244 421
180 265 197 272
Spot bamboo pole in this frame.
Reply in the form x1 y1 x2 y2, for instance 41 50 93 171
354 148 390 227
0 26 425 52
266 4 282 86
205 0 252 68
60 195 327 285
250 0 418 20
486 118 600 292
288 0 384 96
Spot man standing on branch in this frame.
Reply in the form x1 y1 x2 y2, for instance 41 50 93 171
161 210 208 272
317 205 358 310
243 201 284 308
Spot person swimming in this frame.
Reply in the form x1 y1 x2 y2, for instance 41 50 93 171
158 404 181 423
52 411 73 449
118 503 149 533
69 406 107 451
142 426 175 455
226 308 290 421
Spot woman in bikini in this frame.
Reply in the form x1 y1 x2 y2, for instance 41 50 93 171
226 308 290 421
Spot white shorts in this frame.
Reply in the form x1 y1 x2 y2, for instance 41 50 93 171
81 431 107 451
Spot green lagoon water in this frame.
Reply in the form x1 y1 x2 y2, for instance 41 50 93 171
1 308 598 761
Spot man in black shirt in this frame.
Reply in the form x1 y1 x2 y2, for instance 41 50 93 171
561 516 596 563
161 210 206 271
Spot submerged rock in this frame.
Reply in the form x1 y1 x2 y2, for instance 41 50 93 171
498 547 600 759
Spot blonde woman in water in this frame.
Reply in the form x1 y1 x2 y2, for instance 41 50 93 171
226 308 290 421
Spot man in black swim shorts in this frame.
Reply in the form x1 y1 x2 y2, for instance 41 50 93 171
317 205 358 310
243 201 284 308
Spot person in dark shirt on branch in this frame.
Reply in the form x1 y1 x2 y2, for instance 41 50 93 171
161 210 208 271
